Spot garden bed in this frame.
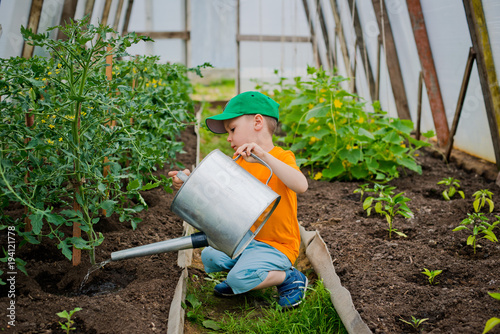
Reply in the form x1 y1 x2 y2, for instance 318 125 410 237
0 127 197 333
298 147 500 333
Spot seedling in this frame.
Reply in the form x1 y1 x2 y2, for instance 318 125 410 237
421 268 442 285
473 189 494 213
483 292 500 334
57 307 82 334
453 212 499 254
363 187 413 238
399 316 428 331
353 183 370 202
437 177 464 200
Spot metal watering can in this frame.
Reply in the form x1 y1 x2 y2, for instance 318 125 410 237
110 149 281 261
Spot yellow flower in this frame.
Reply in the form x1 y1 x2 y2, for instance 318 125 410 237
133 68 137 74
58 63 62 68
154 84 157 88
308 103 314 110
308 117 316 124
313 172 323 180
328 122 336 131
346 144 351 150
401 144 406 148
49 124 55 129
48 72 52 75
144 67 148 71
152 79 157 84
41 119 46 123
52 115 56 118
319 97 325 103
320 88 327 93
334 99 343 109
415 153 419 157
82 112 87 116
42 78 47 81
59 137 63 142
47 139 54 145
309 137 319 145
358 117 364 124
146 83 150 87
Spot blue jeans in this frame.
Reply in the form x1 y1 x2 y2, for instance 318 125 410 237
201 240 292 294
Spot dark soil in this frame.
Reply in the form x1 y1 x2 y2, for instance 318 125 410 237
298 148 500 334
2 125 500 333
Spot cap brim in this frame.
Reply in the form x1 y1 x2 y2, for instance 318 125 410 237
205 115 229 134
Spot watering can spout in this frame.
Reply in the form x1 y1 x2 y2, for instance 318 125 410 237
110 232 208 261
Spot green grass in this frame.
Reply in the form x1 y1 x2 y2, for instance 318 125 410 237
183 272 348 333
191 78 236 102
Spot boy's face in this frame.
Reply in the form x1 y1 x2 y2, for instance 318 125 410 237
223 115 256 151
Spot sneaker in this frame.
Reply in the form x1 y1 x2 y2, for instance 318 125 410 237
214 280 235 297
277 268 308 308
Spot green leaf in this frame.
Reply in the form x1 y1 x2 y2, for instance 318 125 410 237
29 212 44 235
58 240 72 261
305 105 330 120
46 213 66 226
483 317 500 334
127 179 141 191
351 164 369 179
141 181 160 191
488 292 500 301
322 159 345 179
100 200 117 216
202 320 221 330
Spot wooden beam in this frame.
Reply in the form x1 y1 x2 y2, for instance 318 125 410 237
22 0 44 59
57 0 78 40
101 0 113 26
371 0 411 120
446 47 476 161
113 0 125 31
131 31 190 40
84 0 95 18
317 0 333 70
407 0 449 147
329 0 353 88
237 34 312 43
302 0 322 68
349 0 376 101
463 0 500 168
121 0 134 34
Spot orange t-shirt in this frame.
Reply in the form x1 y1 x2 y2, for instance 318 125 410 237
236 146 301 264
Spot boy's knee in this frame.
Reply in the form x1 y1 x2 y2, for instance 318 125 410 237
201 247 232 273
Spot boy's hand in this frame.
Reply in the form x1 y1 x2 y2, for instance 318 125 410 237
167 169 190 190
234 143 266 163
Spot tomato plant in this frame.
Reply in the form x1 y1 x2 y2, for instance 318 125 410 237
258 66 434 181
0 18 200 265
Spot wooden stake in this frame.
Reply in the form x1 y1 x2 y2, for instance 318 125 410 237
445 47 476 162
24 111 35 232
416 71 423 140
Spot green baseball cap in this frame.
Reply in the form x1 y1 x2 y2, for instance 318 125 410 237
205 91 279 134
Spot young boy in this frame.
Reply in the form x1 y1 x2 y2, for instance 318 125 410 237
168 91 309 308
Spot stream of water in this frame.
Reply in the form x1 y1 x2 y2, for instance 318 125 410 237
79 258 112 293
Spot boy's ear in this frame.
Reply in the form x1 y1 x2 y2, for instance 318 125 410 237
253 114 265 131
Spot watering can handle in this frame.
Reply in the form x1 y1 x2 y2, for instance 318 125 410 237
176 153 274 185
233 153 274 185
176 170 189 183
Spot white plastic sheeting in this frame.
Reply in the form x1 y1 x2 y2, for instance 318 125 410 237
0 0 499 162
